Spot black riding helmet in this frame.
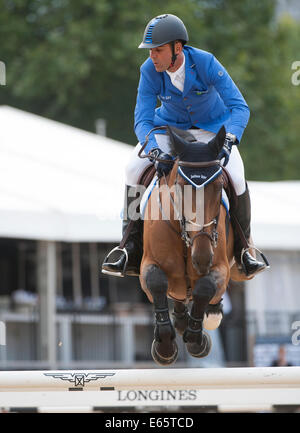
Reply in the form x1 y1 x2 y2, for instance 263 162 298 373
139 14 189 49
139 14 188 66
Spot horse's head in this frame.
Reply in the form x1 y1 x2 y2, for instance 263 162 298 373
166 125 226 275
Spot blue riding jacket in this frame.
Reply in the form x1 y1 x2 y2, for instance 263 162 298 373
134 45 250 154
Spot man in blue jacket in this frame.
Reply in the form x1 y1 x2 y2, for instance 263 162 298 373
102 13 267 278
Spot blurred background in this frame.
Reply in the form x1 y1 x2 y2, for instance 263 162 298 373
0 0 300 370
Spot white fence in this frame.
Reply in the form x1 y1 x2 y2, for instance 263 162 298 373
0 367 300 412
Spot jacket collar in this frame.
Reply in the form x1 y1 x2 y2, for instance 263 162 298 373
163 49 197 95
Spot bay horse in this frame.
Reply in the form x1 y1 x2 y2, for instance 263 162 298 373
139 125 256 366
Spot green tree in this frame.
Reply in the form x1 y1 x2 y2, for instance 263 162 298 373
197 0 300 180
1 0 299 180
0 0 205 144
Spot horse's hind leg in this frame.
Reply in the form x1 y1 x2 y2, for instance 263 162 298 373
172 301 189 336
183 274 216 358
145 264 178 366
203 300 224 330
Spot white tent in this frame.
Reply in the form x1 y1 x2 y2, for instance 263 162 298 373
0 105 299 249
0 105 131 242
247 180 300 250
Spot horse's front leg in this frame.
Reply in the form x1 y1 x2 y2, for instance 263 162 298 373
144 264 178 366
183 272 217 358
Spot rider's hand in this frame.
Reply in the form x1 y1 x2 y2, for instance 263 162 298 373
218 133 236 167
149 147 174 177
148 147 162 162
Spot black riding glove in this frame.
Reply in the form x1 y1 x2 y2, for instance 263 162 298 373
149 147 174 177
218 133 237 167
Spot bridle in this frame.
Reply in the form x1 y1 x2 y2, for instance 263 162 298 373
138 126 223 250
158 170 222 249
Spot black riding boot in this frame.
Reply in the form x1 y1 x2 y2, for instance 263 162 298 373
101 185 143 277
232 184 268 276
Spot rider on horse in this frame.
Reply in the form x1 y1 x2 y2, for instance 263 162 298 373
102 13 267 278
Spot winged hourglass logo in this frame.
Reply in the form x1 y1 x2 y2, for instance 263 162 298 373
43 372 116 387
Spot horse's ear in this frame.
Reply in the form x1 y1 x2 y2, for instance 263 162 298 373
208 126 226 157
166 125 188 157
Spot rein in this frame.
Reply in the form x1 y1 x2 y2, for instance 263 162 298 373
137 126 220 168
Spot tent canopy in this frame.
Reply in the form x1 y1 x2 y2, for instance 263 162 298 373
0 105 299 249
0 105 129 242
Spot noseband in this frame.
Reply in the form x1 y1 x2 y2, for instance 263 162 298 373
181 214 219 249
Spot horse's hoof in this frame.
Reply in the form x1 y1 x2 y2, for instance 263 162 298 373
203 312 223 330
151 340 178 366
185 331 212 358
203 302 223 330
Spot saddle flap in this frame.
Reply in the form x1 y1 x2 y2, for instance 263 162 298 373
137 165 156 188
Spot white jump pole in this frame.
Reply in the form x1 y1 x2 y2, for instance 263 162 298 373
0 367 300 392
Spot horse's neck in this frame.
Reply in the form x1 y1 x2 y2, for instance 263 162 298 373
168 162 180 186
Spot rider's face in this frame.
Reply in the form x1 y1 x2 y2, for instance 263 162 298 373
149 44 174 72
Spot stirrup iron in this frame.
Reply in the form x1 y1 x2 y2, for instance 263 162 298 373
241 245 270 270
101 246 128 277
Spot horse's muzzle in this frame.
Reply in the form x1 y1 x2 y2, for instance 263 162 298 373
191 253 213 276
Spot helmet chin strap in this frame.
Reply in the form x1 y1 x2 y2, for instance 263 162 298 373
169 41 178 68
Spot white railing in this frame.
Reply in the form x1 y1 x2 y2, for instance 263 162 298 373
0 367 300 412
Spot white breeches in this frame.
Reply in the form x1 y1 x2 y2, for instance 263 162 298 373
125 129 246 196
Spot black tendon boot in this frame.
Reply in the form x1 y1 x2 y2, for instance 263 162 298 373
232 184 269 276
101 185 143 277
